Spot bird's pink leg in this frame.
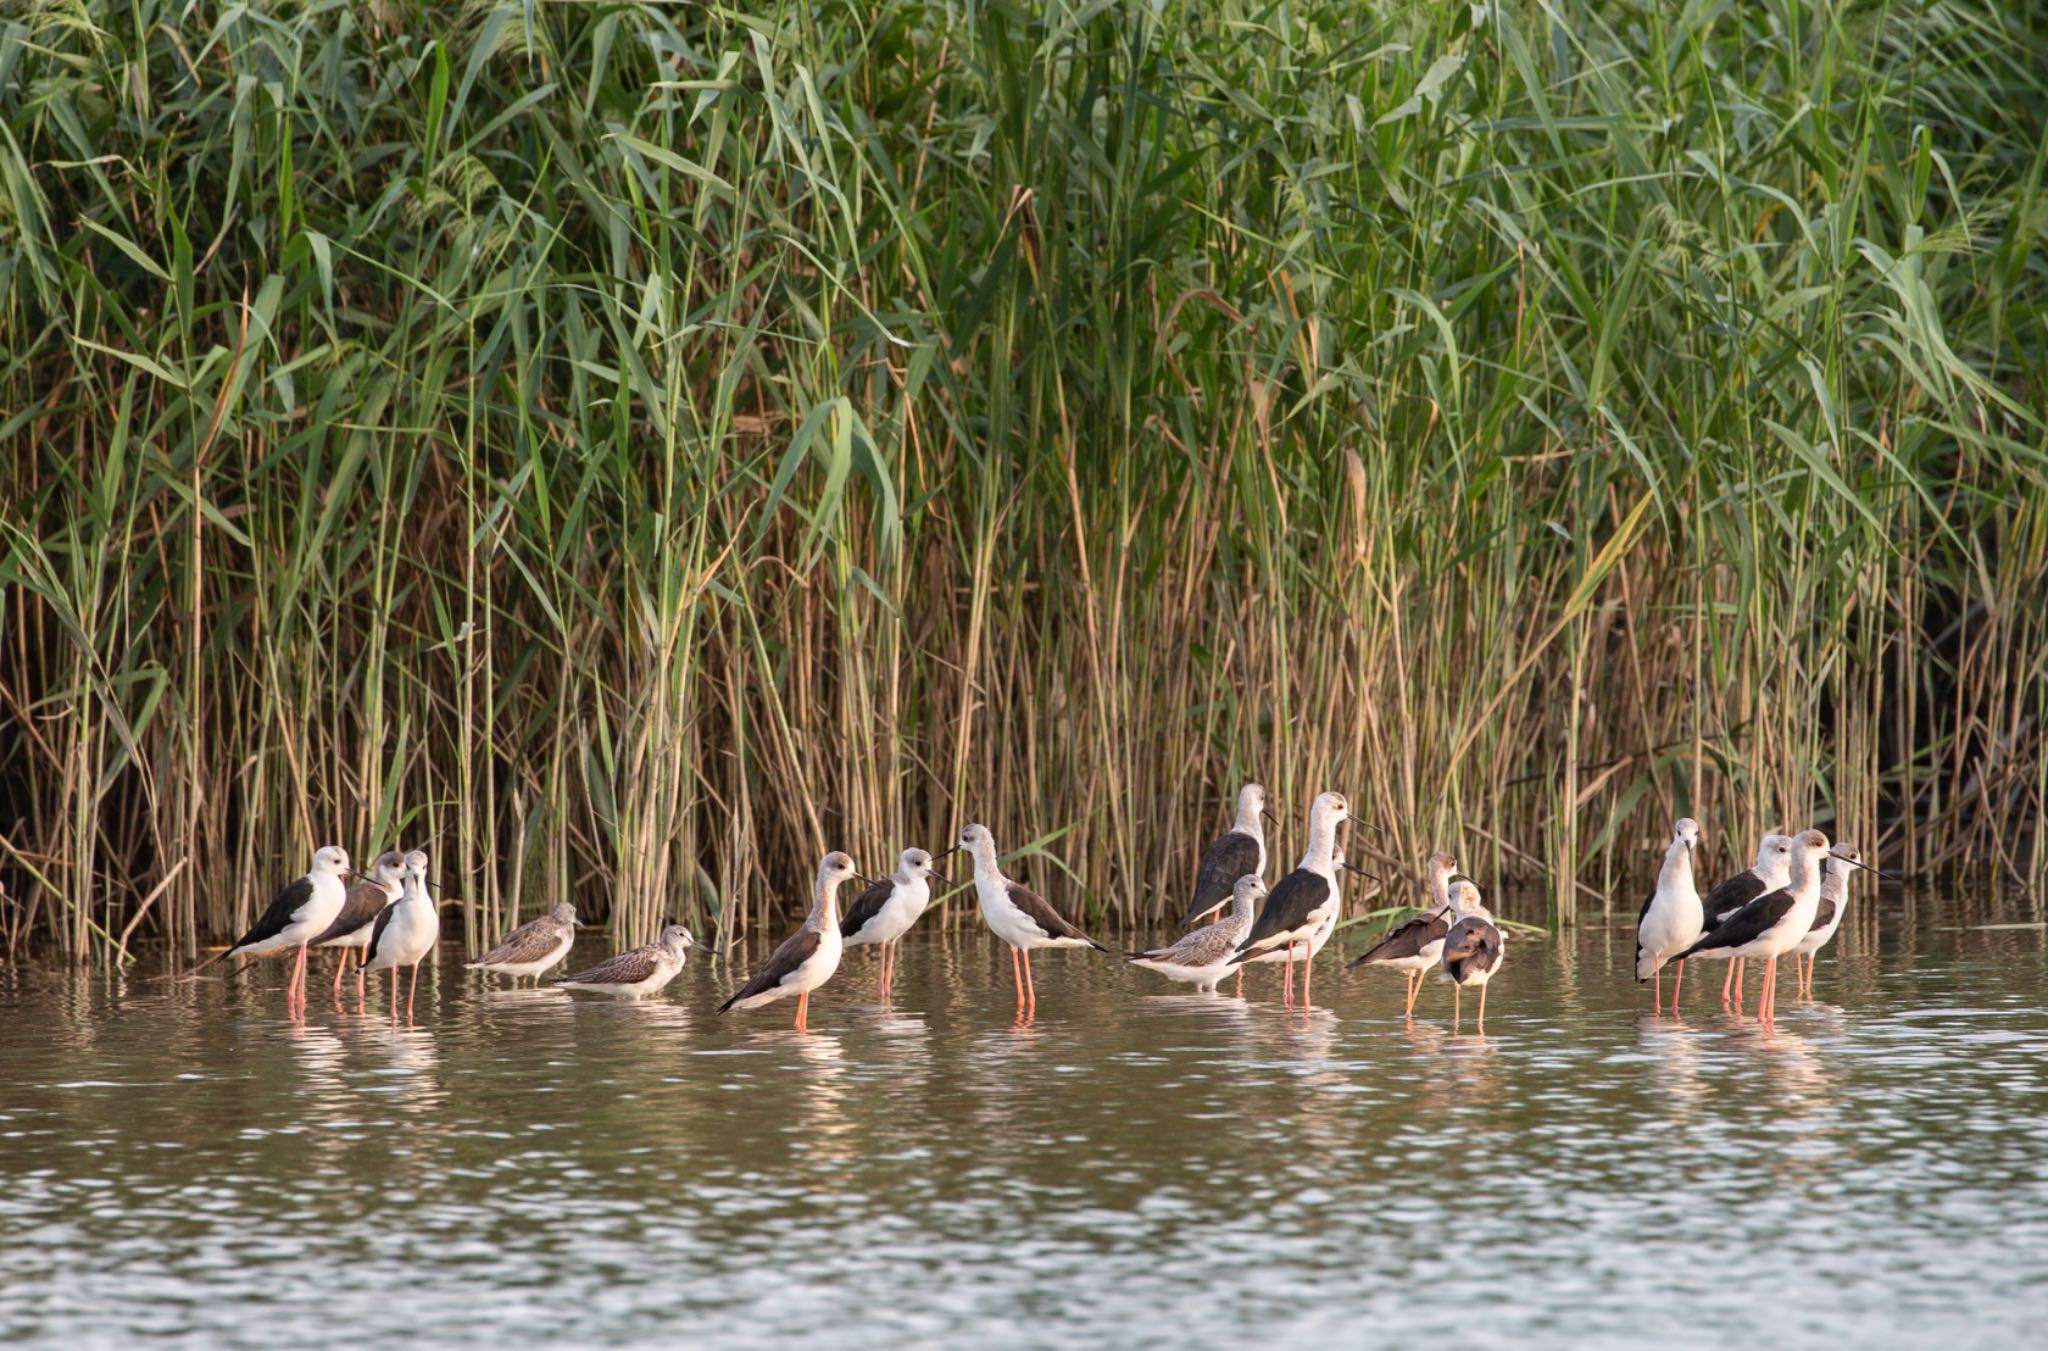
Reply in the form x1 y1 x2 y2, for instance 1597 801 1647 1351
1235 966 1244 997
795 989 809 1032
1671 959 1685 1015
1022 950 1036 1012
1478 982 1488 1029
1282 948 1294 1007
1453 983 1462 1031
1300 941 1312 1008
1721 960 1735 1006
1653 967 1662 1010
332 950 347 999
1011 948 1025 1011
407 963 420 1021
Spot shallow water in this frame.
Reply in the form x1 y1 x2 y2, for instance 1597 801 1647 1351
2 892 2045 1348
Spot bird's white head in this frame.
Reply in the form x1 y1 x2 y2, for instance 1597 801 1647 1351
1450 879 1485 914
1235 783 1269 832
818 851 858 888
1791 829 1830 881
1672 818 1701 852
369 850 407 884
659 924 695 952
1232 874 1267 903
312 845 351 876
404 848 430 876
899 847 937 879
1310 791 1350 825
1827 842 1863 871
958 822 998 864
1756 834 1794 868
1427 851 1458 881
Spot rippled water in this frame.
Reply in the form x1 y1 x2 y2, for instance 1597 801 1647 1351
3 892 2045 1348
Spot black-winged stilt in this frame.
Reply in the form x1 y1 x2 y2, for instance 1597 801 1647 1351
720 852 860 1032
1226 791 1348 1007
1794 842 1872 999
840 848 943 1000
1693 833 1795 1010
360 850 440 1022
1178 783 1268 928
312 849 405 1000
950 823 1106 1017
1672 829 1836 1025
1347 849 1458 1016
225 846 351 1013
1634 818 1703 1014
1440 880 1505 1030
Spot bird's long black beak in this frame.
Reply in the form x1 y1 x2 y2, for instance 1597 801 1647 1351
930 872 954 889
933 846 959 863
1340 862 1381 882
692 941 718 958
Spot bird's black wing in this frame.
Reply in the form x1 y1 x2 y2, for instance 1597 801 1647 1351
312 880 389 945
838 878 896 940
1631 890 1655 981
363 897 403 963
1677 889 1794 959
227 876 314 955
719 926 823 1011
1006 883 1105 949
1232 869 1331 960
1180 831 1261 927
1442 917 1502 982
1807 897 1837 934
1701 870 1766 928
1348 910 1451 968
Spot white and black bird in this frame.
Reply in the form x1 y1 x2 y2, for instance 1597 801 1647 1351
1179 783 1269 928
1440 880 1505 1030
1633 818 1703 1014
468 902 580 983
1793 842 1866 999
1347 849 1458 1017
951 823 1106 1016
1672 829 1835 1025
224 845 352 1012
721 852 859 1031
555 923 706 1000
1226 791 1349 1007
1694 833 1795 1007
1130 874 1263 993
312 849 405 1000
361 849 441 1022
840 848 943 1000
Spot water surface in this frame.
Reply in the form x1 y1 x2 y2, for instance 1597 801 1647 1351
2 893 2044 1348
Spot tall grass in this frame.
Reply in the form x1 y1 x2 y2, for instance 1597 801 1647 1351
2 0 2043 962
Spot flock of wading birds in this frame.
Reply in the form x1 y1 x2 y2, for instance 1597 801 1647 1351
210 786 1880 1031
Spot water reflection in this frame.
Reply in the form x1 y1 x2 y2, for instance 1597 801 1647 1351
0 903 2044 1348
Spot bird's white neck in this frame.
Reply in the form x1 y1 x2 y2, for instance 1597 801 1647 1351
1787 850 1823 903
1428 867 1455 911
1232 890 1259 922
1298 812 1341 872
965 837 1003 882
1232 796 1264 839
810 875 846 926
1657 837 1696 896
1756 849 1792 890
1819 861 1850 906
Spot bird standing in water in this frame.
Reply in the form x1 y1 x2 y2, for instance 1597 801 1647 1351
1634 819 1703 1014
720 852 860 1032
1348 850 1458 1017
951 823 1106 1017
1441 880 1505 1031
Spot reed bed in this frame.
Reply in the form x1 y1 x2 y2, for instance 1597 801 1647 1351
2 0 2044 962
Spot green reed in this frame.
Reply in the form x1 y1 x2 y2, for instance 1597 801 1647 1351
1 0 2043 962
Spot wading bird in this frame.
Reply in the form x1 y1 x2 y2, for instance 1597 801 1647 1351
1634 819 1703 1014
1347 850 1458 1017
840 848 943 1000
467 902 580 984
1440 880 1505 1031
556 924 707 999
951 823 1106 1016
720 852 860 1031
313 849 405 1001
1130 874 1264 993
1793 842 1867 999
361 850 440 1022
1226 791 1349 1007
1179 783 1268 928
1694 833 1795 1010
225 846 351 1014
1671 829 1834 1025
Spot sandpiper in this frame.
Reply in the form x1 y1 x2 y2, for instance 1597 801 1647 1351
1130 875 1264 993
360 849 440 1021
555 924 706 999
225 846 351 1013
1226 791 1348 1007
1440 880 1505 1030
1634 818 1703 1014
950 823 1106 1016
720 852 859 1031
839 848 943 1000
1179 784 1268 928
1347 850 1458 1016
467 902 580 983
1672 829 1835 1025
313 849 405 1000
